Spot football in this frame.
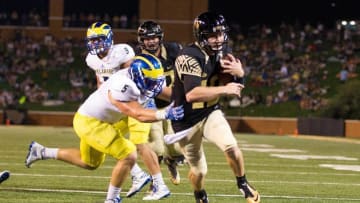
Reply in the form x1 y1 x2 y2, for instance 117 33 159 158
218 72 233 84
218 54 234 84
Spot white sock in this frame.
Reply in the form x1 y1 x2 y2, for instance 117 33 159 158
106 183 121 200
42 148 58 159
130 163 143 176
152 172 165 185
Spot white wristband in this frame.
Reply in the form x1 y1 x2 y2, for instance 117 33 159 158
155 110 166 120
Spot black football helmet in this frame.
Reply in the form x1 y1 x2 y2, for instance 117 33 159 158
137 21 164 53
193 12 229 53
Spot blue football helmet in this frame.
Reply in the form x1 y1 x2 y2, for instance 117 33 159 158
129 54 165 98
86 22 113 55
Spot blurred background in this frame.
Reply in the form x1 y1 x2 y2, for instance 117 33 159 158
0 0 359 123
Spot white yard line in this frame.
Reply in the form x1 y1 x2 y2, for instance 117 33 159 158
7 173 360 186
2 187 360 201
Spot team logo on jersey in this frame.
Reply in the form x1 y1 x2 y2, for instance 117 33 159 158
175 55 202 77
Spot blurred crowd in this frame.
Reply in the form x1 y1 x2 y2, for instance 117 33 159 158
0 8 138 29
227 22 359 111
63 12 138 29
0 8 48 27
0 19 359 111
0 30 95 108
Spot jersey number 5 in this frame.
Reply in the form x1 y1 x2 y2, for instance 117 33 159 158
121 84 129 93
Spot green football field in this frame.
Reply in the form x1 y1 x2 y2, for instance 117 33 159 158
1 125 360 203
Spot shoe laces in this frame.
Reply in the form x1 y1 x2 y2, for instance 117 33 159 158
133 173 148 184
150 182 159 193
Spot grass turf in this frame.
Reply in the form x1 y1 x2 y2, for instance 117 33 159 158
0 125 360 202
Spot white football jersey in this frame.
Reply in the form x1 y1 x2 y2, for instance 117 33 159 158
77 69 148 123
85 44 135 83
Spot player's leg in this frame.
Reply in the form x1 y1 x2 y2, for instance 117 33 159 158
178 122 209 202
105 130 137 203
204 110 260 203
148 120 166 163
127 117 170 200
25 113 107 169
151 119 183 185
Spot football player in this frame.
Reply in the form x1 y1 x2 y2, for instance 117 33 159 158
25 54 184 203
85 22 171 200
171 12 260 203
135 20 185 186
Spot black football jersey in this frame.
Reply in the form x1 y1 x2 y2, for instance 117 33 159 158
171 43 224 132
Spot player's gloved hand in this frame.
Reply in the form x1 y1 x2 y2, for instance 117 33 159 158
164 102 184 121
155 102 184 121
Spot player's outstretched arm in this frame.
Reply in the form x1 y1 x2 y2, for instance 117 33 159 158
108 91 183 122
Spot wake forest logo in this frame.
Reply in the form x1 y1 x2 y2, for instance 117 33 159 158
175 55 202 77
213 25 225 32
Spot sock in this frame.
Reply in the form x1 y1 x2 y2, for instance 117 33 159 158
152 172 165 185
106 183 121 200
130 163 143 176
42 148 58 159
236 175 247 188
194 189 208 200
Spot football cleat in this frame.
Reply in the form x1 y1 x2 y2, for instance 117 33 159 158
240 182 260 203
0 170 10 184
25 141 45 168
194 189 209 203
104 196 122 203
142 182 170 200
126 171 152 197
175 155 186 166
164 157 180 185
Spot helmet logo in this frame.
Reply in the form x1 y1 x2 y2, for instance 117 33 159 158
213 25 225 32
129 54 165 98
194 20 200 31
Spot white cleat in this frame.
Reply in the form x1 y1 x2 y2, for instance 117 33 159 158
104 197 122 203
142 183 170 200
126 172 152 197
25 141 45 168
